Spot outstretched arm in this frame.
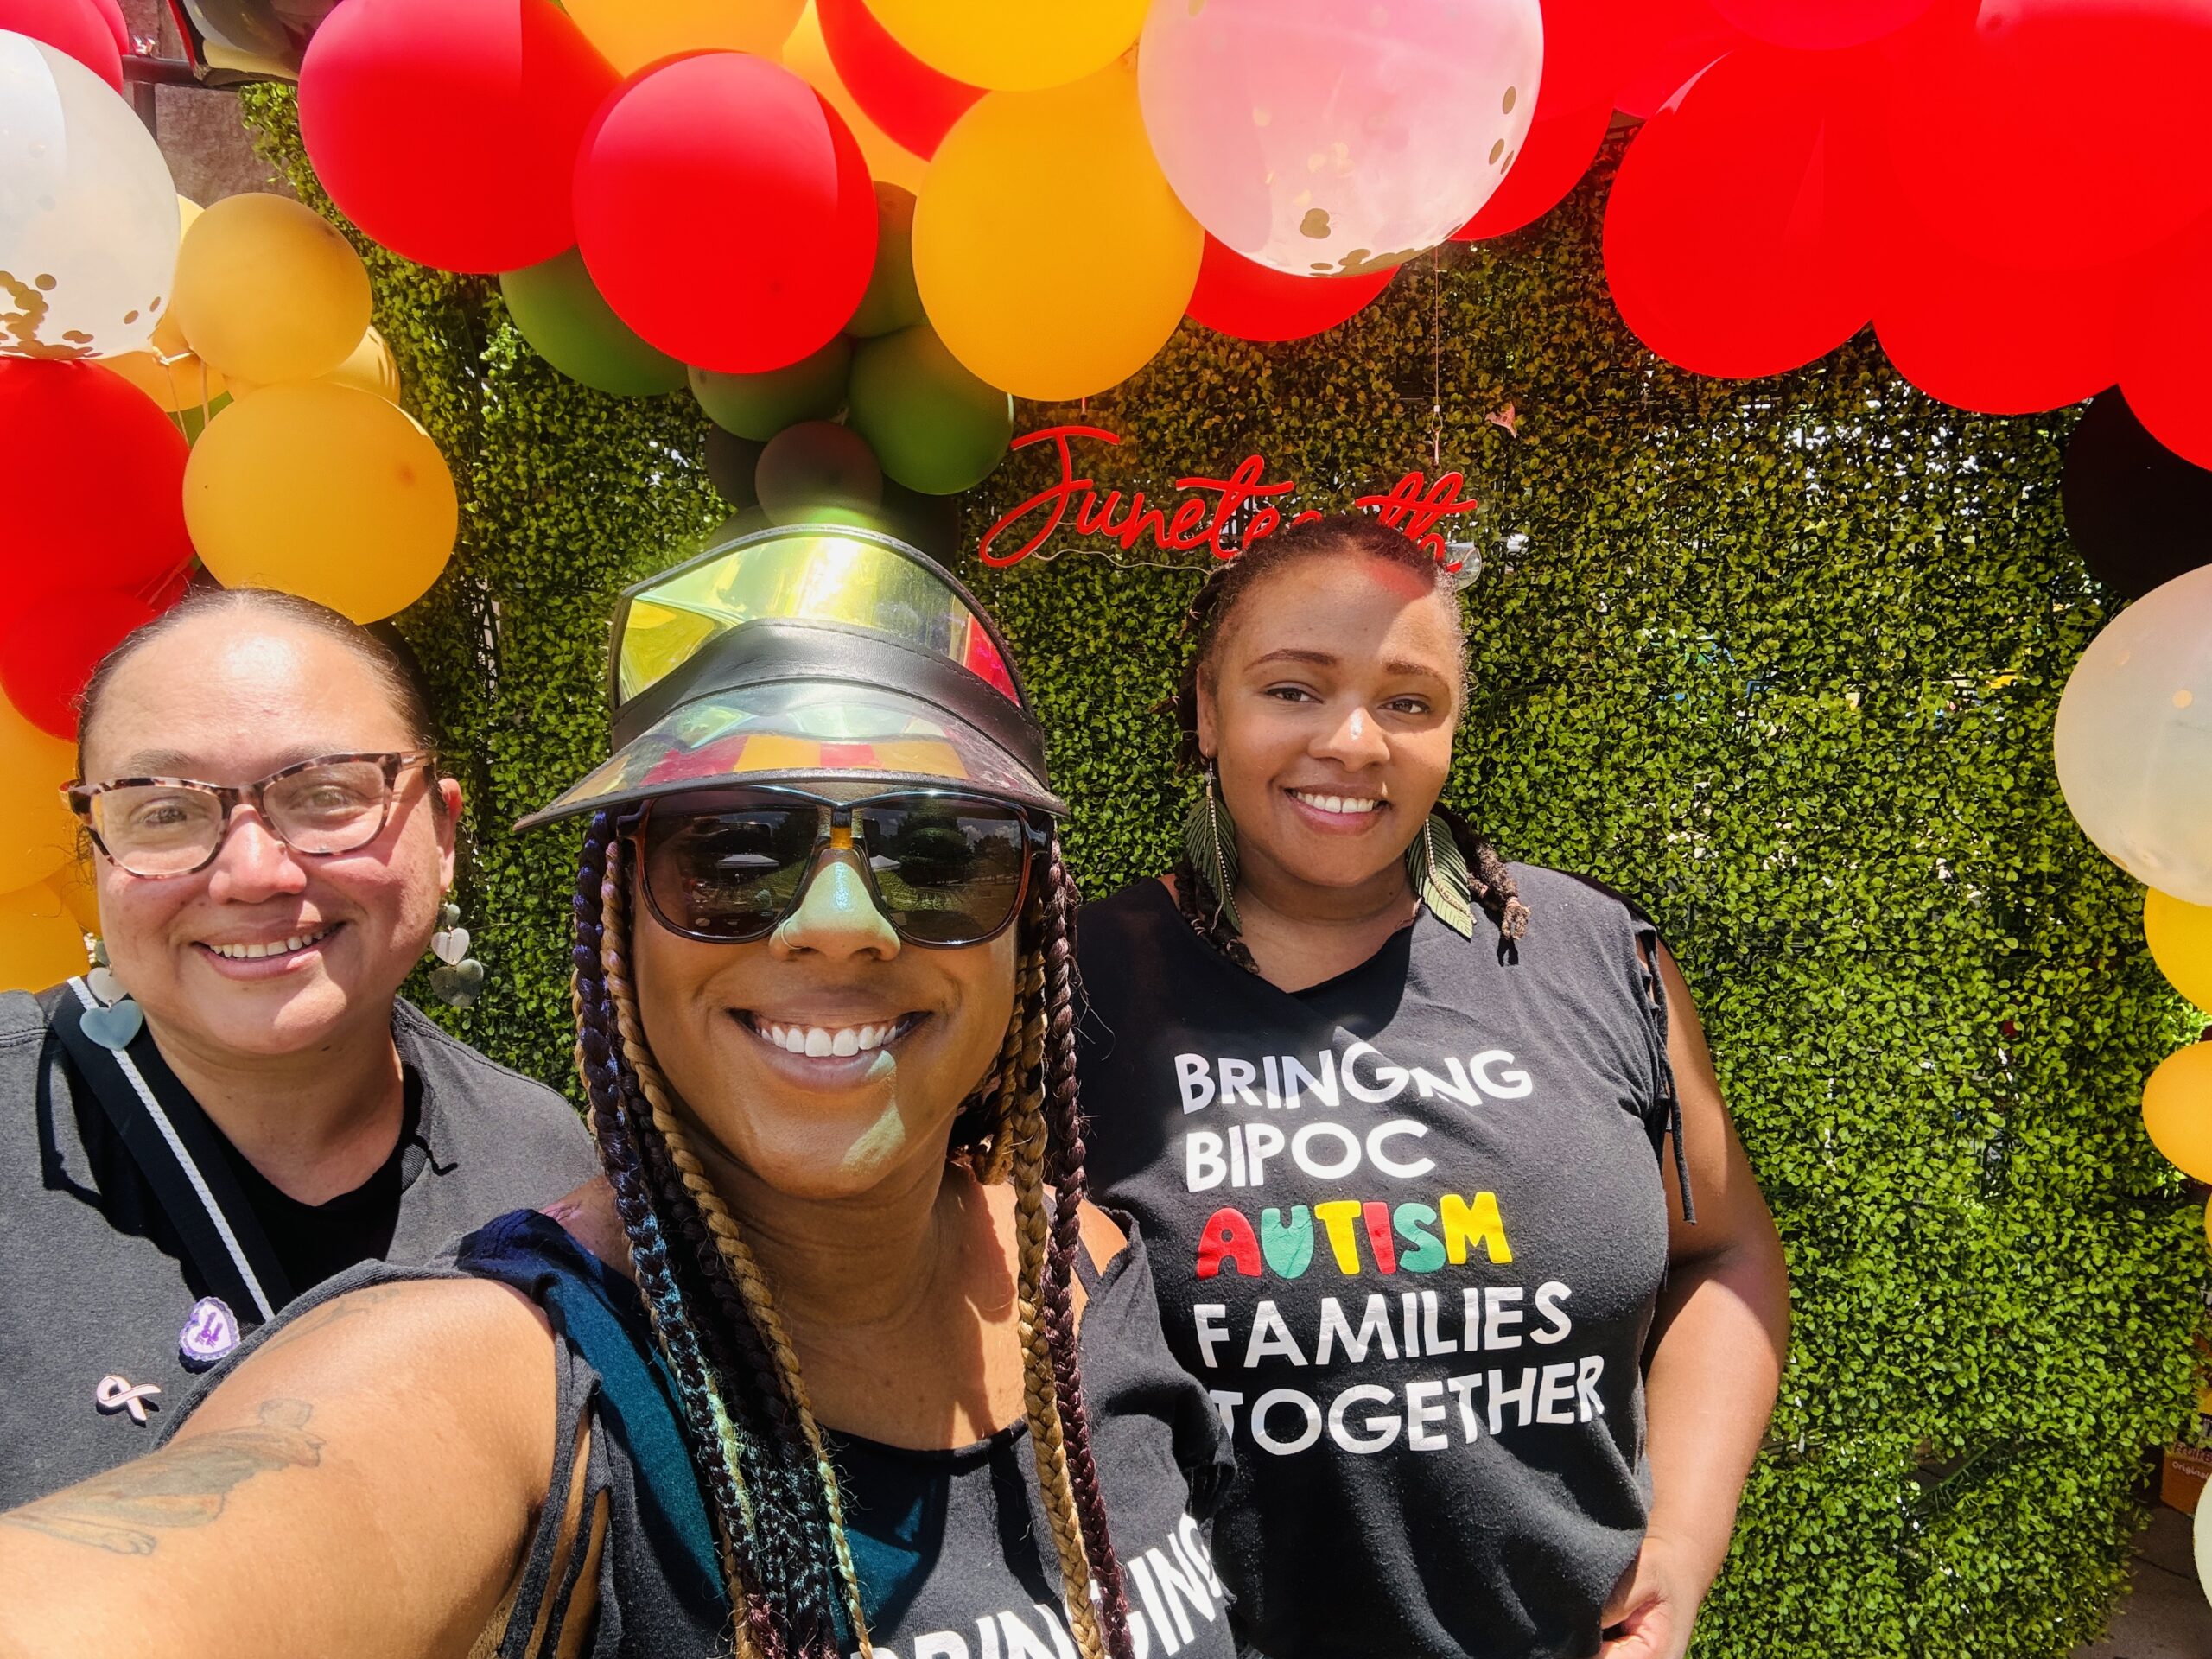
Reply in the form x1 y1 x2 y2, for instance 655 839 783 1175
1601 944 1791 1659
0 1277 559 1659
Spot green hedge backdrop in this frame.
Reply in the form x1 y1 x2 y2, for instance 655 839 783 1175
243 90 2205 1658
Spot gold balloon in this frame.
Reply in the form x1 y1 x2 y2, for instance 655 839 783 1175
0 696 80 893
862 0 1146 91
914 61 1199 401
170 194 373 387
184 383 459 624
567 0 804 74
784 2 928 193
101 197 228 413
2142 1043 2212 1182
229 325 402 404
2146 889 2212 1011
0 880 88 993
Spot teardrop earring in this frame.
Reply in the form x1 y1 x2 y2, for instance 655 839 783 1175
427 900 485 1010
79 937 145 1050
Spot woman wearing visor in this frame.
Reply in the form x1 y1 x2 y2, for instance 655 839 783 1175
0 528 1233 1659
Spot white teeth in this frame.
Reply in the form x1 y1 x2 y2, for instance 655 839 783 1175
210 926 331 961
755 1017 902 1058
1291 790 1381 816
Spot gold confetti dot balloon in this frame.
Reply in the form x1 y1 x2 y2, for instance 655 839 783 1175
1137 0 1542 278
0 31 179 361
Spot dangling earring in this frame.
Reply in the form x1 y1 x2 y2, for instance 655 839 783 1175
80 936 145 1049
1181 760 1243 931
1406 813 1478 940
428 900 485 1009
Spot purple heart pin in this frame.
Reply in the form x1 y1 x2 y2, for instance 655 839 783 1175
178 1296 241 1371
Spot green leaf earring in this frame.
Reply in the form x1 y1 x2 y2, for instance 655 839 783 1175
1182 760 1243 933
1406 813 1477 940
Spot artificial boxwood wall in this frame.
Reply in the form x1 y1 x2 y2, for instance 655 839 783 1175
244 91 2203 1658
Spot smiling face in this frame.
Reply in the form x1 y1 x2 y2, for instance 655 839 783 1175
1198 551 1463 903
77 607 460 1064
628 821 1020 1203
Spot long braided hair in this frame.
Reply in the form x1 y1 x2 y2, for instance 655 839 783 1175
1171 512 1530 967
571 809 1135 1659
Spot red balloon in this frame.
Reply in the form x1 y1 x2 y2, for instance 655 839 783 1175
1888 0 2212 273
299 0 619 274
1713 0 1936 48
575 53 878 374
1451 99 1613 240
1613 0 1746 118
85 0 124 52
0 588 157 738
2117 211 2212 470
0 360 192 603
1604 46 1883 378
1874 190 2124 414
817 0 981 160
0 0 124 89
1185 235 1392 341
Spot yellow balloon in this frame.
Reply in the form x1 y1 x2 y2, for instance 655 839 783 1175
0 696 80 893
171 194 372 387
914 62 1199 401
0 880 88 993
101 197 228 413
567 0 804 74
2146 889 2212 1012
230 325 402 405
862 0 1145 91
184 383 459 624
2143 1043 2212 1181
783 3 928 193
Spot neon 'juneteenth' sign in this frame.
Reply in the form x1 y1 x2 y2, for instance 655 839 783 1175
976 425 1482 571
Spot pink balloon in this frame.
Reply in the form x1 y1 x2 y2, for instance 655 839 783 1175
1713 0 1936 49
1604 45 1883 378
1138 0 1544 276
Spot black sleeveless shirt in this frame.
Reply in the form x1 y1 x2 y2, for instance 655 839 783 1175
171 1209 1239 1659
1076 868 1677 1659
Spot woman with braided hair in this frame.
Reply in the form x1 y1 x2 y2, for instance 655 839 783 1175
0 527 1233 1659
1077 514 1789 1659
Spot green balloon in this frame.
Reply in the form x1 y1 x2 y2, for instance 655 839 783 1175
704 425 766 510
847 183 924 340
689 337 851 442
845 324 1014 496
499 247 687 398
755 420 883 525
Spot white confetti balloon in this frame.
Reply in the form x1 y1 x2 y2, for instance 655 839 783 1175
2196 1480 2211 1612
2054 563 2212 905
1138 0 1543 277
0 31 180 359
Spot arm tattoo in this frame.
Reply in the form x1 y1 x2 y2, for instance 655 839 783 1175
255 1283 409 1359
1 1399 323 1556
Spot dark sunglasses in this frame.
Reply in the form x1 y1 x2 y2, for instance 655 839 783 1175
636 786 1045 948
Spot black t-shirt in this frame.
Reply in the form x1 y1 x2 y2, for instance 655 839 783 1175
0 994 601 1505
177 1208 1242 1659
1077 870 1676 1659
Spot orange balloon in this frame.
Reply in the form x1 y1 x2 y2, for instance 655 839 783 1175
2142 1043 2212 1182
171 194 373 386
229 325 402 404
184 383 458 623
0 880 89 993
784 2 929 192
0 695 80 893
46 851 100 933
566 0 804 73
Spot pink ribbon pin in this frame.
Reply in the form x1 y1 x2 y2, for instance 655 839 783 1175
95 1374 162 1424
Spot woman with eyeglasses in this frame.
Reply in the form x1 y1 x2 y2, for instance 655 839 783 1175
0 529 1233 1659
0 589 598 1508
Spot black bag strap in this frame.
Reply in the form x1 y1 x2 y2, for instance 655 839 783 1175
52 978 295 1321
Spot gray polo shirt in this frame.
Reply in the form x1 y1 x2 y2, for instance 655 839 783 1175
0 989 599 1506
